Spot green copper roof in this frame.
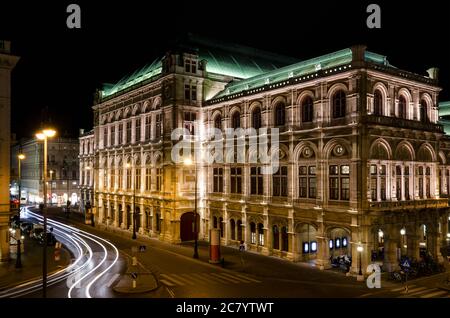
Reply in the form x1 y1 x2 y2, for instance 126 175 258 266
100 35 299 99
210 48 391 100
101 58 162 98
439 101 450 117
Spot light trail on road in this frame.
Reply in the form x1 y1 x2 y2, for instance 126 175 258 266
0 207 120 298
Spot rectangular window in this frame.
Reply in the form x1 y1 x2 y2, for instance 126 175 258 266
213 168 223 193
273 166 288 197
135 118 141 143
185 60 191 73
126 121 132 144
298 165 316 198
250 167 263 195
380 177 386 201
156 114 162 138
299 177 307 198
118 169 123 189
111 125 115 146
184 112 196 135
103 126 108 148
126 169 132 190
118 123 123 144
371 177 377 201
184 84 190 100
156 168 162 191
135 168 141 191
184 84 197 102
145 116 151 140
145 168 151 191
329 165 350 200
110 168 115 190
230 167 242 194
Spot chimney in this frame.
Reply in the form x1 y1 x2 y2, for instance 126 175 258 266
351 45 367 67
426 67 439 80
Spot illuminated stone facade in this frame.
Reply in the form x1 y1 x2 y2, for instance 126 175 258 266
0 41 19 262
88 36 450 273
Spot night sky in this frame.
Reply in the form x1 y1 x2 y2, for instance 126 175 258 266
1 0 449 140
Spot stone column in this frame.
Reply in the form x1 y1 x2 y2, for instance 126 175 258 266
315 221 331 270
383 224 400 272
139 202 145 234
223 204 229 245
406 226 420 261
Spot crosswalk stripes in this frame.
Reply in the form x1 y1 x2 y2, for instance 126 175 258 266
159 272 262 288
391 284 450 298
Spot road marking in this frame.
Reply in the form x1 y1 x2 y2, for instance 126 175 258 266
391 285 415 292
220 272 254 283
211 273 240 284
160 279 176 287
234 273 261 283
106 274 120 288
170 274 195 285
160 274 186 286
190 273 214 284
201 273 231 284
179 274 207 285
420 290 448 298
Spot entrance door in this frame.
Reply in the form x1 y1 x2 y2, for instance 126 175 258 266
180 212 199 241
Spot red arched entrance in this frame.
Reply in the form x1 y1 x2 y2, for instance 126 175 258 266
180 212 199 241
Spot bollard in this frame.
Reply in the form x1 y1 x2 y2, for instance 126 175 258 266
209 228 221 264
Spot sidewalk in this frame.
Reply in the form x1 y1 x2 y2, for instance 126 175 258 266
0 229 71 290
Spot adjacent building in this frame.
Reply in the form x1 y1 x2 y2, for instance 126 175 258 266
0 40 19 262
86 35 450 274
11 137 80 206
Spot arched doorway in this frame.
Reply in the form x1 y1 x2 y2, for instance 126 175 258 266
145 208 151 231
110 204 115 224
135 207 141 230
328 228 350 258
230 219 236 240
237 220 243 241
296 223 317 262
118 204 123 227
126 205 132 230
180 212 199 241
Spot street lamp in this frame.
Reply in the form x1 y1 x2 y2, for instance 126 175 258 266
126 163 137 240
17 153 25 215
184 157 199 259
36 128 56 298
49 170 53 206
357 245 364 276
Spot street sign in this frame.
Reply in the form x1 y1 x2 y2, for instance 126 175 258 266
139 245 146 252
131 272 138 279
402 259 411 268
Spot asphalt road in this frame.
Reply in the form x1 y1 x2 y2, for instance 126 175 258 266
7 206 449 298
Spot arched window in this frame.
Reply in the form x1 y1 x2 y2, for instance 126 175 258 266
273 225 280 250
214 115 222 130
281 226 288 252
232 112 240 129
252 107 262 129
398 95 407 119
237 220 243 241
257 223 264 246
219 217 224 238
420 100 429 123
332 90 346 118
230 219 236 240
302 96 313 122
374 90 383 115
250 222 256 244
274 103 285 126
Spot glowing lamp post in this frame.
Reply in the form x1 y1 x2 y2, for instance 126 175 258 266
36 128 56 298
184 157 199 259
126 163 137 240
357 245 364 280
